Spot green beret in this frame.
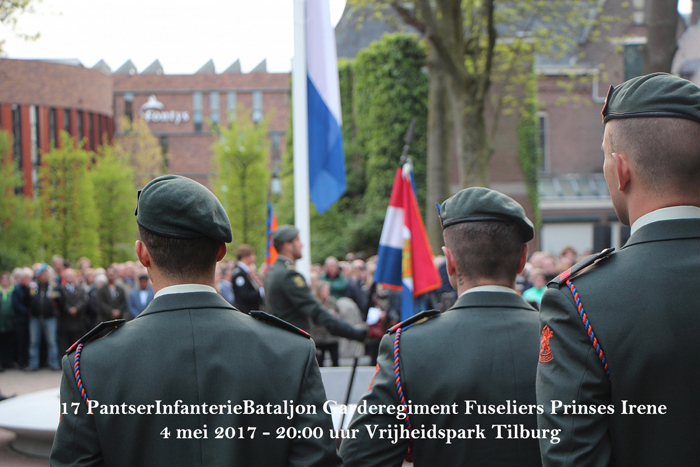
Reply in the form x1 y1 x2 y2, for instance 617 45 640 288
602 73 700 124
271 225 299 243
136 175 232 243
437 187 534 242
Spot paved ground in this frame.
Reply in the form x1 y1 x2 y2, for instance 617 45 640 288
0 368 62 466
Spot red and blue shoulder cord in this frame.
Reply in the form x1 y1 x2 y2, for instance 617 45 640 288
566 280 611 380
393 326 414 462
74 343 90 406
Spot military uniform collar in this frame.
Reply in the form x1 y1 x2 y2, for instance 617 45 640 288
154 283 218 299
451 288 535 311
630 205 700 235
458 285 518 298
137 291 236 318
624 217 700 248
276 255 295 268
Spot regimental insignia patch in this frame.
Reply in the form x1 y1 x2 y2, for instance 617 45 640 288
539 325 554 363
293 275 305 288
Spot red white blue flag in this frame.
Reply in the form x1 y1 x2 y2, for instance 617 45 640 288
374 162 441 320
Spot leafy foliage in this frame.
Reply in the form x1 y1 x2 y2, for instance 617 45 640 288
211 108 271 259
115 117 167 189
38 132 100 265
0 130 39 270
517 71 541 232
91 144 137 265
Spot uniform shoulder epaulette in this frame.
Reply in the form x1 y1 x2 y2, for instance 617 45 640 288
66 319 126 355
250 310 310 338
548 247 615 287
388 309 441 334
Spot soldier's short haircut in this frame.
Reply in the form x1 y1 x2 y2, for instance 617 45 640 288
273 239 286 254
608 118 700 192
443 221 524 283
139 226 220 280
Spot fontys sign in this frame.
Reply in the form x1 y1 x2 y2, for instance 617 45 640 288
140 95 190 125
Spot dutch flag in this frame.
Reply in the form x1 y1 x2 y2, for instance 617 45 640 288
306 0 346 214
374 162 441 320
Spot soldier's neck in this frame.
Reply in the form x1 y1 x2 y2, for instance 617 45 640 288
455 275 515 297
148 266 216 295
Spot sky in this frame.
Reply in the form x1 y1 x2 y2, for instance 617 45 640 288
0 0 692 75
0 0 348 74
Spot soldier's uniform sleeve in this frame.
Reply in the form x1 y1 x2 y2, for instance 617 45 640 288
284 270 363 340
287 340 343 467
536 286 611 467
339 333 408 467
50 354 104 467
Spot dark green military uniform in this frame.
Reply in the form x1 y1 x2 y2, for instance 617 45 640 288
537 220 700 466
340 187 542 466
50 175 342 467
537 73 700 466
265 255 364 340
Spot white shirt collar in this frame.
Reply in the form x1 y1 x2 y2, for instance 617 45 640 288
459 285 518 298
630 206 700 235
154 284 218 299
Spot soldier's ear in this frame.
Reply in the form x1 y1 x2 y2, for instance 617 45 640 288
517 244 529 275
216 243 227 262
442 246 457 277
135 240 151 269
612 152 631 192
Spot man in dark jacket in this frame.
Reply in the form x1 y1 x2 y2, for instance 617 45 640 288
232 244 263 313
12 269 32 369
28 264 61 370
57 268 89 354
96 267 127 322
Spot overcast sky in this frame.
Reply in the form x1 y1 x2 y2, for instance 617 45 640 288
0 0 692 75
0 0 348 74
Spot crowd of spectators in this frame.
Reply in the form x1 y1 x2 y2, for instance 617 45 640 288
0 245 584 371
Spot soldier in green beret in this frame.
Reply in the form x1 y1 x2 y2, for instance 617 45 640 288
51 175 342 467
340 187 542 466
265 225 366 342
537 73 700 466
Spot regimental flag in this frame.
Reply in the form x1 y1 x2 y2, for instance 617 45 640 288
374 162 441 320
306 0 346 214
265 201 278 269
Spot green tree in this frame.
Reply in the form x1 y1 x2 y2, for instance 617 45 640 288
115 117 167 189
211 109 270 259
92 144 137 265
517 71 541 233
0 0 39 52
0 130 39 270
39 132 100 265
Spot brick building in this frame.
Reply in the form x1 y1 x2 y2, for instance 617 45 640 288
112 59 290 187
0 57 291 195
0 58 114 197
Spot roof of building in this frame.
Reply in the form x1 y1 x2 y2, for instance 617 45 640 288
196 59 216 74
141 59 164 75
114 59 137 75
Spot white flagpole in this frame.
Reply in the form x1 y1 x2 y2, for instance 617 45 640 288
293 0 311 279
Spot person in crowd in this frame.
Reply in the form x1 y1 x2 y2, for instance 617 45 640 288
265 225 366 342
11 268 32 369
320 256 347 299
522 268 547 309
309 281 340 367
346 259 370 312
538 73 700 466
231 244 263 314
57 268 89 354
126 273 154 319
0 272 16 371
217 264 235 305
28 264 61 370
96 267 128 322
51 174 342 467
341 187 541 466
87 273 107 329
52 255 66 288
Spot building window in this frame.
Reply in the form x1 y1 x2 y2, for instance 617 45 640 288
160 135 169 172
227 91 237 117
49 108 56 147
77 111 84 143
124 93 134 122
193 92 203 132
12 104 21 169
30 106 39 192
64 108 71 136
537 112 548 173
210 92 220 126
271 132 281 165
252 91 263 123
624 44 644 81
